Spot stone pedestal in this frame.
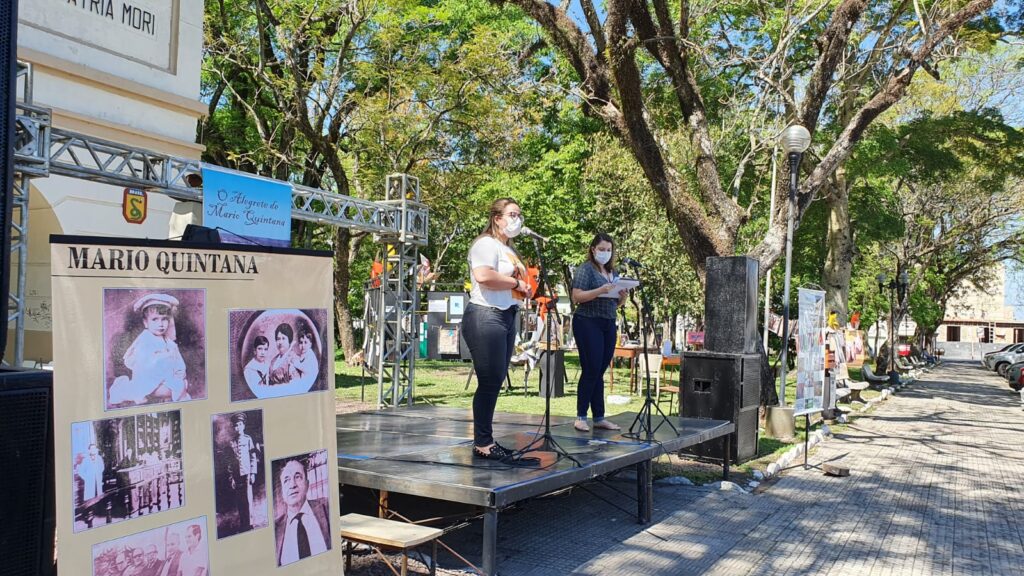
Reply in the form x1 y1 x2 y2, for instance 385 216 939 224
765 405 796 440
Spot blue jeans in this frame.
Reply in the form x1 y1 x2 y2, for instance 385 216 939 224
573 314 616 420
462 302 517 447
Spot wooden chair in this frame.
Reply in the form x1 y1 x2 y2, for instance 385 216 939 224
340 513 443 576
657 355 680 415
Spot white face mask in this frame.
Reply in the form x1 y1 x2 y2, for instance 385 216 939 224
594 250 612 265
503 216 523 238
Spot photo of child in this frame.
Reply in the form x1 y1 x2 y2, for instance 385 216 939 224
228 309 329 402
104 289 206 410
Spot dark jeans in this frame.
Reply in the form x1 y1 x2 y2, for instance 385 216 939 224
573 314 616 420
462 302 518 447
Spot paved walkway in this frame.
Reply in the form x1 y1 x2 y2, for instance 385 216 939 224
438 362 1024 575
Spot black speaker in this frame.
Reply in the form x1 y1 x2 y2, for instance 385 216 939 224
703 257 759 355
182 224 222 243
537 350 565 398
0 0 19 359
0 368 56 576
680 351 760 462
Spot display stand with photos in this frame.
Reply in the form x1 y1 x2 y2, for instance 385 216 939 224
51 236 342 575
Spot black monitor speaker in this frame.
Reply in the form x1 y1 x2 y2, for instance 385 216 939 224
703 256 759 354
537 350 565 398
0 368 56 576
680 351 760 462
182 224 221 244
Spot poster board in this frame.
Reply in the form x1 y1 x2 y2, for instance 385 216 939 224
51 236 341 575
843 329 868 367
794 288 826 416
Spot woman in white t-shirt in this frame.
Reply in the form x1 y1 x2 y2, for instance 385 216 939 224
463 197 536 463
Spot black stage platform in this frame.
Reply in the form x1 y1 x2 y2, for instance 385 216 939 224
337 406 734 575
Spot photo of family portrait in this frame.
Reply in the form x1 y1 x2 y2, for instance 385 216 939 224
71 410 184 533
103 289 207 410
228 309 329 401
211 409 268 539
91 517 209 576
270 449 332 567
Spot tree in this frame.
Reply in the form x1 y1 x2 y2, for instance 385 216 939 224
202 0 534 359
584 134 704 329
846 109 1024 349
492 0 1000 281
823 42 1024 317
203 0 380 359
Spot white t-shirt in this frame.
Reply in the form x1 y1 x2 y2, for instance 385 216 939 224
468 236 521 310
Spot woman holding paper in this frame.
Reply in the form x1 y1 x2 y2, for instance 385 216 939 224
571 233 629 432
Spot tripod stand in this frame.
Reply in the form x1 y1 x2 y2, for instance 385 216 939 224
624 260 678 442
512 236 581 467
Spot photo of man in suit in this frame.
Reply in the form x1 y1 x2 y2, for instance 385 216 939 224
272 453 331 566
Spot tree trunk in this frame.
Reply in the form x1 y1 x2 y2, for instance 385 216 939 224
333 229 359 362
823 176 854 320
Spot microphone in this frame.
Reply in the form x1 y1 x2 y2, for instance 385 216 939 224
621 257 644 268
520 226 549 243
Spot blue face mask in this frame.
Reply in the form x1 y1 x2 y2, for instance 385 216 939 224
594 250 612 265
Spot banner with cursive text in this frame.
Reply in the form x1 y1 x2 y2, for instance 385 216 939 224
201 165 292 248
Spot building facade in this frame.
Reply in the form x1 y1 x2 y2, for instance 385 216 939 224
934 263 1024 358
14 0 205 362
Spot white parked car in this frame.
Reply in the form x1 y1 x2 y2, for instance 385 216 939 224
983 343 1024 371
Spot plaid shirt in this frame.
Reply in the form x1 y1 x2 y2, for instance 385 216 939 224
572 261 619 320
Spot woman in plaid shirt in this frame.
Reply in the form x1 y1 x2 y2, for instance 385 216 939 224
571 233 629 432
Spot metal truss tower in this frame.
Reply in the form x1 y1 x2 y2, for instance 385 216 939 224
364 174 427 408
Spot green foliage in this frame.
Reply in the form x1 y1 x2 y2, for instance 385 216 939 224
907 270 947 335
585 135 704 319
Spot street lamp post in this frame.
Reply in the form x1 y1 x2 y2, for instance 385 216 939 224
777 125 811 405
876 269 909 387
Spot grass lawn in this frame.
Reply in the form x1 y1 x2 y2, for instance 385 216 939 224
336 354 651 417
335 356 885 484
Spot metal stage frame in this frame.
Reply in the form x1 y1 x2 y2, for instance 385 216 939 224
336 406 735 575
9 63 427 405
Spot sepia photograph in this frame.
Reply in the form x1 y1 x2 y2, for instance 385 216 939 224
91 516 209 576
228 309 329 401
71 410 184 533
103 288 207 410
270 449 332 567
211 409 268 539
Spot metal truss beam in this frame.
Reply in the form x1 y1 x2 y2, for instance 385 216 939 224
12 104 428 238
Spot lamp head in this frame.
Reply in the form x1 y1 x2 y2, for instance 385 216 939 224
898 270 909 287
876 272 887 292
780 125 812 154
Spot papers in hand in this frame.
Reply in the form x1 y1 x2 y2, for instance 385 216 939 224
598 277 640 298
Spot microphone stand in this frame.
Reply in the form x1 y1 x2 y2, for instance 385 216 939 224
624 260 678 441
513 236 581 467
